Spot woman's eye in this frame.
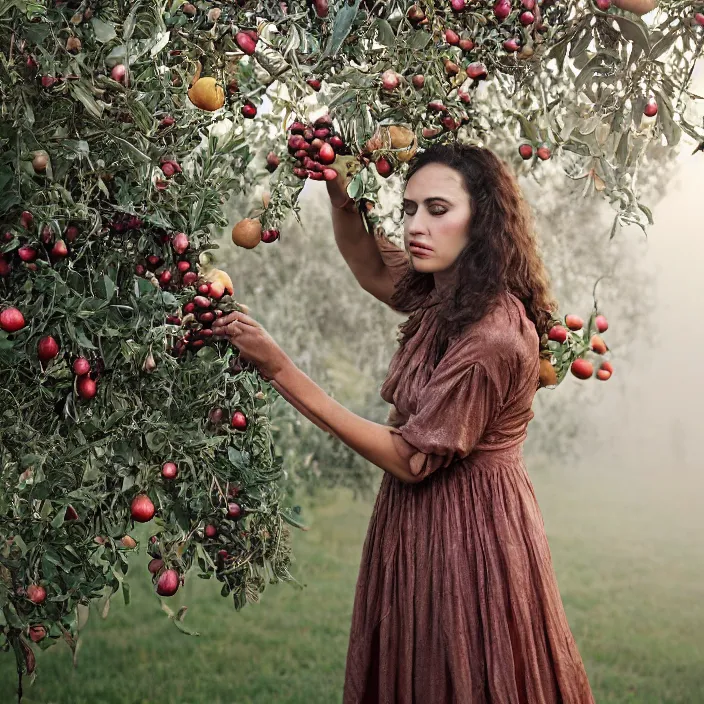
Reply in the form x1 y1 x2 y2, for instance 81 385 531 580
403 206 416 216
429 206 446 215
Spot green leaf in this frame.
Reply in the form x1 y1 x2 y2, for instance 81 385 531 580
609 214 621 240
103 274 116 302
325 0 362 57
123 2 140 41
91 17 117 43
408 30 432 51
614 16 650 52
109 134 151 163
638 203 654 225
374 19 395 47
70 82 104 120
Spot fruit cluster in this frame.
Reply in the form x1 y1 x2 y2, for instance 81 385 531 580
0 210 79 276
286 115 348 181
544 312 613 386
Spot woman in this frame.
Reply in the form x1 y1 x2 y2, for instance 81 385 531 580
213 143 595 703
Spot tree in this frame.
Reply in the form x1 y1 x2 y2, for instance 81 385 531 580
0 0 701 693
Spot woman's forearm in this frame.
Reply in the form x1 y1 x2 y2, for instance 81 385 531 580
270 380 340 439
272 358 417 483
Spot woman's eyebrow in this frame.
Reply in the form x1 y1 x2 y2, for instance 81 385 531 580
402 197 452 205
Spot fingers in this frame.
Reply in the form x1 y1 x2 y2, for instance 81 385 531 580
212 310 258 331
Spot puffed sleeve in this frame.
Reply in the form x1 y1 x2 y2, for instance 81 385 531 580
374 233 410 288
390 357 502 481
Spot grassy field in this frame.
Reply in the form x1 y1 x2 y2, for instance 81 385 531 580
1 466 703 704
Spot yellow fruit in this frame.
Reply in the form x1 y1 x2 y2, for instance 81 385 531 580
389 125 417 162
364 125 417 163
188 77 225 111
204 268 234 295
231 218 261 249
538 357 558 388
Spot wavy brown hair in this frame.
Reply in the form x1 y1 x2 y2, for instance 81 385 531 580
389 142 557 367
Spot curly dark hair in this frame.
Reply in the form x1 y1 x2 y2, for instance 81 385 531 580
389 142 557 367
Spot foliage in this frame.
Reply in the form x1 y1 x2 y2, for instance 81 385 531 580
0 0 701 692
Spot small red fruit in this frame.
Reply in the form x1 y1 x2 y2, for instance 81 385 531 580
209 407 224 425
375 156 393 178
307 77 322 91
159 270 172 287
205 524 218 538
177 261 191 273
172 232 189 255
266 152 280 171
695 12 704 26
318 143 335 165
156 569 180 596
466 62 487 81
231 410 248 430
148 558 164 574
451 0 466 10
241 101 257 119
548 325 568 343
121 535 137 549
162 462 178 479
313 0 329 18
412 74 425 89
182 272 198 287
26 585 46 604
596 0 611 8
504 38 521 52
235 31 258 55
536 145 551 160
595 315 609 333
130 494 155 522
598 360 613 380
194 295 211 309
65 225 79 242
20 211 34 229
445 29 460 45
328 135 344 151
262 229 280 243
0 257 9 277
519 143 533 160
29 625 47 643
381 70 400 91
0 307 25 333
643 98 658 117
459 38 475 52
519 10 535 24
111 63 127 84
50 239 68 260
64 505 79 521
570 358 594 380
227 502 243 519
322 168 338 182
37 336 60 364
209 281 226 299
565 314 583 331
590 335 608 355
18 245 38 262
160 116 175 128
76 375 97 400
494 0 512 20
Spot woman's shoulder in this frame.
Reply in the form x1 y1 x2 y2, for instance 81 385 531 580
451 291 538 364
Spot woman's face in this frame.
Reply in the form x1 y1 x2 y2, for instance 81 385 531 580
402 163 472 274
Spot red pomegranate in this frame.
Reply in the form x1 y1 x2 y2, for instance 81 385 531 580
18 245 38 262
131 494 155 522
466 62 487 81
242 102 257 119
570 358 594 380
565 314 583 331
0 307 25 333
227 502 243 519
536 145 552 161
548 325 568 344
595 315 609 333
148 558 164 574
644 98 658 117
205 524 218 538
37 335 60 363
156 569 180 596
161 462 178 479
518 144 533 160
494 0 511 20
375 157 393 178
235 31 257 55
231 411 248 430
26 584 46 604
76 375 97 400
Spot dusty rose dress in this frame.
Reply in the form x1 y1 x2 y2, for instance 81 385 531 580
343 236 594 704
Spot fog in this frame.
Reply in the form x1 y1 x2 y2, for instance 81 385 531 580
536 149 704 566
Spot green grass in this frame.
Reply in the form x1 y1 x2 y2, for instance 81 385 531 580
2 467 704 704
